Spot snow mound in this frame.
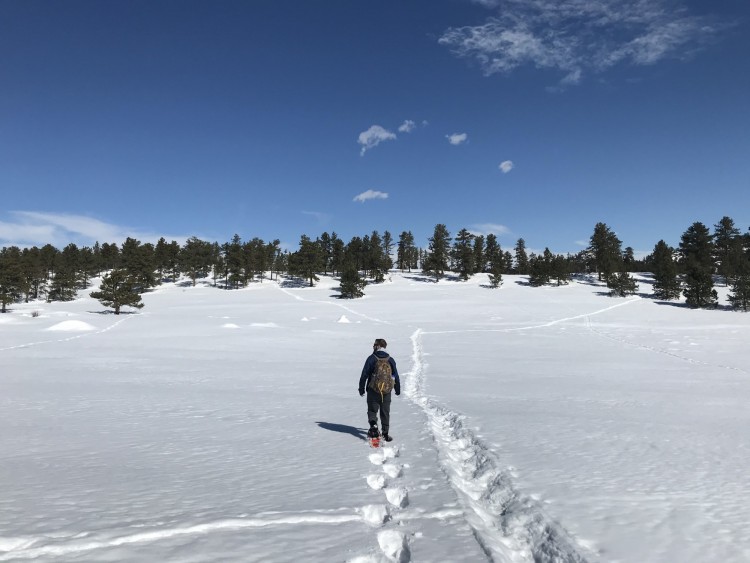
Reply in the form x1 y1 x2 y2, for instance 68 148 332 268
361 504 390 526
366 474 386 490
383 463 402 478
378 529 410 562
384 486 409 508
301 317 309 322
250 322 278 328
337 315 350 323
46 320 95 332
222 323 240 329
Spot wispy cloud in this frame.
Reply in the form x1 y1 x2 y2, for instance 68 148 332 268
440 0 726 86
398 120 416 133
446 133 468 145
358 125 397 156
301 210 332 224
499 160 514 173
470 223 511 236
0 211 184 248
353 190 389 203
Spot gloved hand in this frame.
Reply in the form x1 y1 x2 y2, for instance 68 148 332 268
359 389 365 396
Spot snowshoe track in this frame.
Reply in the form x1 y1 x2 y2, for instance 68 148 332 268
406 328 590 563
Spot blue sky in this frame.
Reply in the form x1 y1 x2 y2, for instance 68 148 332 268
1 0 748 257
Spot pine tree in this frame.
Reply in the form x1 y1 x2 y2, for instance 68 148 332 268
319 232 333 274
21 246 46 301
49 243 80 301
423 224 451 281
485 234 501 271
728 255 750 311
589 223 622 282
488 258 503 288
290 235 322 286
120 238 157 291
527 251 551 286
90 269 144 314
452 228 475 281
397 231 416 272
339 262 367 298
0 246 23 312
514 238 529 274
650 240 681 300
368 231 389 282
473 235 485 274
180 237 214 286
330 234 345 276
623 247 636 272
714 216 741 286
679 222 717 308
382 231 395 271
551 254 571 285
607 272 639 297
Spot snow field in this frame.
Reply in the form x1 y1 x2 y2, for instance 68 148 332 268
1 273 749 561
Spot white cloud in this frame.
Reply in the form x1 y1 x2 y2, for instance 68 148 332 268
0 211 184 248
357 125 397 156
439 0 725 86
470 223 511 236
446 133 468 145
499 160 514 173
398 120 416 133
353 190 389 203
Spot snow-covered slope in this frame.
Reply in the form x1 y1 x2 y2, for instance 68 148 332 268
1 273 748 562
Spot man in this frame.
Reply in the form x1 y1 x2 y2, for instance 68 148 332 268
358 338 400 442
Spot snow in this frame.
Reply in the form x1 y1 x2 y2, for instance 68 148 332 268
1 272 749 562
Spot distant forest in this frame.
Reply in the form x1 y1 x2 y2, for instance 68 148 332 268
1 217 749 313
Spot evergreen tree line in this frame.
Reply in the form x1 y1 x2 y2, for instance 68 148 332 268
1 216 748 313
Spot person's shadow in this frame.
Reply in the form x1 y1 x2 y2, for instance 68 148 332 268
316 422 368 441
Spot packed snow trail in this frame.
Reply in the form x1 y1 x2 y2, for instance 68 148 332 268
404 329 590 563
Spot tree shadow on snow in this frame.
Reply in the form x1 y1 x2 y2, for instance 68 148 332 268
316 422 368 441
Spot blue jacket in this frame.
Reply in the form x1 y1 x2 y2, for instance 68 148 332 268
359 350 400 395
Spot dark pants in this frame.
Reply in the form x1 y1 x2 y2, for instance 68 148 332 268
366 389 392 434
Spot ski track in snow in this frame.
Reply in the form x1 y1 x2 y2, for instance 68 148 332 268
426 296 642 336
275 283 391 325
584 316 750 375
404 328 590 563
0 316 130 352
0 505 464 561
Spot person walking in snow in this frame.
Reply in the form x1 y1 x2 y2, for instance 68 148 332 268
359 338 400 442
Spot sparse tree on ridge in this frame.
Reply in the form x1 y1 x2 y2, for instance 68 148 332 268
679 222 717 308
90 269 144 315
650 240 681 300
